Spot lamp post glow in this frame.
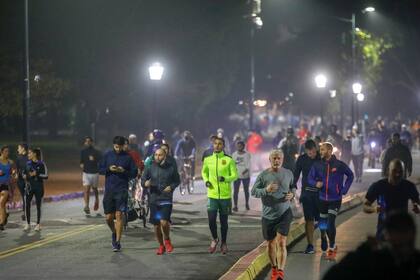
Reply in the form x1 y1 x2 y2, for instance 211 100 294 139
149 62 164 129
352 82 362 94
314 74 327 126
357 93 365 102
363 7 375 13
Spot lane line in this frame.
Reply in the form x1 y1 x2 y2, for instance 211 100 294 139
0 224 103 260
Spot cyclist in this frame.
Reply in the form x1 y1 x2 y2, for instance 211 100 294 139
175 131 196 179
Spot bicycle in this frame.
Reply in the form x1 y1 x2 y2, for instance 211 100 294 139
179 157 194 195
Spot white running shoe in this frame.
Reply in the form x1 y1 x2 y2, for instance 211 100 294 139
34 224 41 232
24 224 31 231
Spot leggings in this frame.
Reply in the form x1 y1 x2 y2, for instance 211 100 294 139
17 179 26 212
208 211 229 243
233 178 250 207
320 214 337 247
26 187 44 224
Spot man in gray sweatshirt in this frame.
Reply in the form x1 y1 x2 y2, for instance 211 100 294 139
251 149 296 280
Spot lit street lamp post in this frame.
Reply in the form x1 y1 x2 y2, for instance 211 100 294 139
23 0 30 144
148 62 164 129
315 74 327 126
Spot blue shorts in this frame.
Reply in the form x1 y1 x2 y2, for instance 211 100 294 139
149 202 173 225
300 192 320 221
103 190 128 215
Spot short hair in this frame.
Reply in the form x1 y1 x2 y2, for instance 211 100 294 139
385 211 416 234
320 142 333 151
19 143 29 151
29 147 42 160
113 136 126 145
236 141 245 147
388 158 405 171
128 134 137 140
214 136 225 146
269 149 284 159
304 139 317 150
392 133 400 140
209 134 217 141
161 143 170 150
0 145 9 154
84 136 94 142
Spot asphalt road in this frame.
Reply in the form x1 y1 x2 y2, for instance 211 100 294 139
0 153 418 280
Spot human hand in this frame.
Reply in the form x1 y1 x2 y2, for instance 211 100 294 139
116 166 125 173
266 183 279 193
163 186 172 193
205 181 213 188
284 192 294 201
315 181 323 189
144 180 151 188
109 165 118 172
218 176 225 182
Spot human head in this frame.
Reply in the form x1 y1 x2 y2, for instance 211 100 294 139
213 137 225 153
217 128 224 138
388 159 405 185
84 136 94 147
161 143 170 156
123 137 129 152
401 124 407 131
18 143 28 155
209 134 217 144
154 148 166 164
329 124 337 134
113 136 125 154
0 146 10 159
304 139 317 159
384 211 416 262
286 126 294 136
320 142 333 160
236 141 245 152
183 131 192 140
28 147 42 161
269 149 284 170
128 134 137 144
152 129 164 141
391 133 400 145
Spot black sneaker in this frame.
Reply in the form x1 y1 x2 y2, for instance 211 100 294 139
84 207 90 215
304 244 315 254
113 241 121 252
0 224 4 231
245 204 250 210
21 214 26 221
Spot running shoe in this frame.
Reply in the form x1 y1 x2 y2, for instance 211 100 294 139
246 204 250 210
326 246 338 260
232 206 238 212
304 244 315 254
321 237 328 253
164 239 174 253
34 224 41 232
23 224 30 231
113 241 121 252
111 232 117 247
271 268 284 280
4 213 9 225
21 214 26 221
83 206 90 215
0 224 4 231
156 245 165 255
220 243 228 255
208 239 219 254
277 269 285 280
93 200 99 211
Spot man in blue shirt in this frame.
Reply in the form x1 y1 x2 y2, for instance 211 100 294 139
99 136 137 252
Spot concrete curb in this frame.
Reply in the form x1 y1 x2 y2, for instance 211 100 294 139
219 192 365 280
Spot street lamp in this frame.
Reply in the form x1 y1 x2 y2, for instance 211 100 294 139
314 74 327 126
363 7 375 13
23 0 30 144
352 82 362 94
148 62 164 129
357 93 365 102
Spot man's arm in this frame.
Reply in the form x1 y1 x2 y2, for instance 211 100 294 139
98 152 108 175
140 166 151 187
251 174 268 198
363 183 378 214
224 158 238 183
170 164 181 191
201 158 210 183
292 156 303 189
307 165 318 187
341 162 354 195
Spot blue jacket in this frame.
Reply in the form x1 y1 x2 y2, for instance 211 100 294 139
99 150 137 192
308 155 354 201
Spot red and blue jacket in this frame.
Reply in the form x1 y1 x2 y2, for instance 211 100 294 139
308 155 354 201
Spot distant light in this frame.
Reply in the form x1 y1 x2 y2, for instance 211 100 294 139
289 92 294 97
357 93 365 102
253 99 267 107
285 97 290 102
329 90 336 98
365 168 381 173
364 7 375 13
34 74 41 82
149 62 164 81
355 27 361 32
370 141 376 148
352 82 362 94
238 100 244 105
315 74 327 88
254 16 263 28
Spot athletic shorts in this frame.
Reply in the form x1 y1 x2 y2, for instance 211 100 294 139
82 173 99 188
0 184 9 192
149 203 173 225
262 208 293 240
207 198 231 215
319 200 342 218
103 190 128 214
300 192 320 221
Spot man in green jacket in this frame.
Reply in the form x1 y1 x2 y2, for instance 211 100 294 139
202 137 238 254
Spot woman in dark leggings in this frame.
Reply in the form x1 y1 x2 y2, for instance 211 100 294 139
24 148 48 232
16 144 29 221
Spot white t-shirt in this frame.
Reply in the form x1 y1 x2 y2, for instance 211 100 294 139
232 151 251 179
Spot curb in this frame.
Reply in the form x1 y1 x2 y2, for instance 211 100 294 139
219 192 365 280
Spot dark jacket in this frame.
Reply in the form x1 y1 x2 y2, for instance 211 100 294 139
382 143 412 177
141 158 180 204
308 155 354 201
99 150 137 192
293 153 320 194
25 160 48 189
16 154 29 180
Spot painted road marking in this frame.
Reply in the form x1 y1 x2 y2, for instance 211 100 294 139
0 224 103 260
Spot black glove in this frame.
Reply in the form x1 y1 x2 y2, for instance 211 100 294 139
218 176 225 182
205 181 212 188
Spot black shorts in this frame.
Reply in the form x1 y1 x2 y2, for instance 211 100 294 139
262 208 293 241
103 190 128 215
319 200 342 218
149 203 173 225
300 192 320 221
0 184 9 192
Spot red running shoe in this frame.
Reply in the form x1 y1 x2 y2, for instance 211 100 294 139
156 245 165 255
271 268 285 280
164 239 174 253
220 243 228 255
326 246 338 260
208 239 219 254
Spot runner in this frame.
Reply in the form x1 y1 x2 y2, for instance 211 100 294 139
232 141 251 211
99 136 137 252
0 146 15 231
201 134 217 162
293 139 320 254
251 149 296 280
202 136 238 254
16 143 29 221
141 148 180 255
308 142 354 260
80 136 102 215
24 147 48 232
363 159 420 240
